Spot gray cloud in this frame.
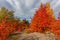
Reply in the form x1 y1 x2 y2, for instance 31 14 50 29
0 0 60 22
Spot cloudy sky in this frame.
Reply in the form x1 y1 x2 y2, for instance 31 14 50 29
0 0 60 22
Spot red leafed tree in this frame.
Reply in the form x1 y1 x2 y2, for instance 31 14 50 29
54 12 60 40
29 2 55 33
0 7 29 40
29 2 60 40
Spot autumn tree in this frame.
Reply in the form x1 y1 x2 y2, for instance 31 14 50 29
0 7 30 40
29 2 55 33
53 12 60 40
29 2 60 40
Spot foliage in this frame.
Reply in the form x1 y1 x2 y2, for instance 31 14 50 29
0 7 29 40
0 2 60 40
30 3 55 32
29 2 60 40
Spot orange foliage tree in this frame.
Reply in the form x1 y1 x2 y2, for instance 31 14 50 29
29 2 56 32
29 2 60 40
53 12 60 40
0 7 29 40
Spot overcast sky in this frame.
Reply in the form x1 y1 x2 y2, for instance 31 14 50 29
0 0 60 22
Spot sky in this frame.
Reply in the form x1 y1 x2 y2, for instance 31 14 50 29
0 0 60 22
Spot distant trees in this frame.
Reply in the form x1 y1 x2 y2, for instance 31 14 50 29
58 12 60 19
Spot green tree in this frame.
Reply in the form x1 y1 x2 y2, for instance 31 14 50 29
0 7 14 21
